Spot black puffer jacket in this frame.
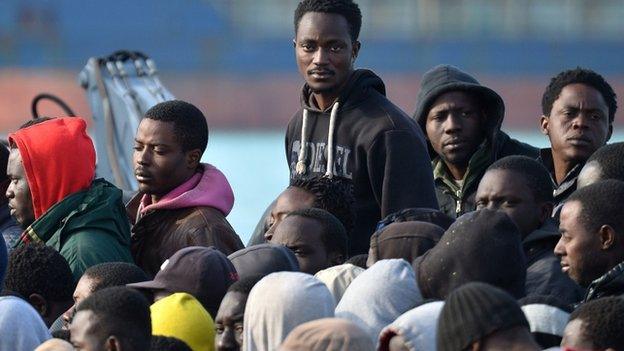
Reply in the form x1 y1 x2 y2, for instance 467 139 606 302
413 65 539 218
523 219 585 305
583 261 624 303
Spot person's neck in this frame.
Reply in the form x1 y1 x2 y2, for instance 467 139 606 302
311 92 339 111
445 162 467 181
552 154 578 185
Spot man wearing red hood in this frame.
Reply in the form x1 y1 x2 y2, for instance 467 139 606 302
6 117 133 281
127 100 243 277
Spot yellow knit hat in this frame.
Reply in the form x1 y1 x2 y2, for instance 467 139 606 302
150 293 215 351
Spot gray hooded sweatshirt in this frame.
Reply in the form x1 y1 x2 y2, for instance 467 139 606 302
243 272 335 351
335 259 423 344
378 301 445 351
0 296 51 350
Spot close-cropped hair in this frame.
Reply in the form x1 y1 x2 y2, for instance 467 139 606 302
541 67 617 123
486 155 555 203
76 286 152 350
294 0 362 42
566 179 624 234
144 100 209 153
290 175 355 235
4 243 74 302
568 297 624 350
287 207 348 258
585 142 624 183
83 262 148 292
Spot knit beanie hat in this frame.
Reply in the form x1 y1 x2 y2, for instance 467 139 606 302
437 282 529 351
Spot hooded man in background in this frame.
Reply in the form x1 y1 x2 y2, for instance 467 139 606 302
285 0 438 255
413 64 538 218
6 117 133 280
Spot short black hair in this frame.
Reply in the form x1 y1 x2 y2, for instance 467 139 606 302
150 335 192 351
290 175 355 236
541 67 617 123
76 286 152 350
4 244 74 302
287 207 348 258
486 155 555 203
567 180 624 234
294 0 362 42
227 274 264 295
569 297 624 350
585 142 624 183
83 262 149 291
144 100 209 153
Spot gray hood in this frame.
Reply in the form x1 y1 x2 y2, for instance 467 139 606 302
335 259 423 345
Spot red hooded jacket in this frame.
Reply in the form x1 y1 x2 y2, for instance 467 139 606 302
9 117 96 219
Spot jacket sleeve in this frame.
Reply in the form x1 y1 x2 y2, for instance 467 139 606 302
61 229 134 281
367 129 439 217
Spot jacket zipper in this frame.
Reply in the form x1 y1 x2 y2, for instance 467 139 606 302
455 189 463 216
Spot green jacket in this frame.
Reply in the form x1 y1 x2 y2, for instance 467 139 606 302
432 131 539 218
18 179 133 281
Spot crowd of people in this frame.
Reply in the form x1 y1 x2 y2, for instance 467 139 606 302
1 0 623 350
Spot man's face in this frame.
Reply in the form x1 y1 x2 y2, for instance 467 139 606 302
264 186 316 241
541 83 611 166
425 91 485 168
270 215 332 275
561 319 595 351
554 201 608 286
70 310 105 351
133 118 198 199
476 169 549 238
295 12 359 97
577 160 603 189
62 275 98 330
5 148 34 227
215 291 248 351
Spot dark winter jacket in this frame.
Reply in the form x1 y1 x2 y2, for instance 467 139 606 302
17 179 134 281
523 219 585 305
127 164 244 278
285 69 438 255
414 209 527 299
583 261 624 303
538 148 583 219
413 65 538 218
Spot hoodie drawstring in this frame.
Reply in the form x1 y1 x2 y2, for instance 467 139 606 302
295 102 340 178
295 109 309 175
324 101 339 178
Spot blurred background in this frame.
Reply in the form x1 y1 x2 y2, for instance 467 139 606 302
0 0 623 241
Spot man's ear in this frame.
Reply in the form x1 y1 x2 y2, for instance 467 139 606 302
599 225 617 250
470 341 481 351
351 41 361 62
186 149 202 169
105 336 122 351
28 293 48 317
540 115 550 135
